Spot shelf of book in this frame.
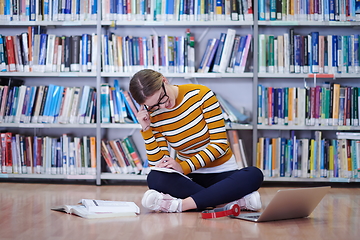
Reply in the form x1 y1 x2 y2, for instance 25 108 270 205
0 21 99 26
258 73 360 78
0 173 96 180
101 173 147 180
0 123 98 128
0 72 97 77
264 177 360 183
103 21 255 26
257 125 360 131
226 123 253 130
101 72 254 78
101 123 141 129
258 21 360 26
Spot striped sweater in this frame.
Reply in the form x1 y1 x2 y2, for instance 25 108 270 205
141 84 233 175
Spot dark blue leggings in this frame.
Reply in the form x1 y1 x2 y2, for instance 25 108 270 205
146 166 264 210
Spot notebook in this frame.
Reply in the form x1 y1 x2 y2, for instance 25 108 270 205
231 186 331 222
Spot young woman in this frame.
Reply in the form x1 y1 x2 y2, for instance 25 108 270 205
129 69 264 213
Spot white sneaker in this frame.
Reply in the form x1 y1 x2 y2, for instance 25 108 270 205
231 191 262 211
142 189 182 213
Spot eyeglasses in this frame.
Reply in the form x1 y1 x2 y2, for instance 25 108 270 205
144 83 169 112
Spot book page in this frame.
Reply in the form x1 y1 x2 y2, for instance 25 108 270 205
150 167 191 180
81 199 140 214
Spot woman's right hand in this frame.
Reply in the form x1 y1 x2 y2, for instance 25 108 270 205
136 105 151 131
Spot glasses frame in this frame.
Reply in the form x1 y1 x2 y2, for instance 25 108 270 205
144 83 169 112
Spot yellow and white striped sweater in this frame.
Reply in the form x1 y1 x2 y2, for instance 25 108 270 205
141 84 233 175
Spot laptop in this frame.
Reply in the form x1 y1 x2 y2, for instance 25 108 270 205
231 186 331 222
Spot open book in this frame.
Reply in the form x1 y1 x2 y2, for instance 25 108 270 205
150 167 191 180
51 199 140 219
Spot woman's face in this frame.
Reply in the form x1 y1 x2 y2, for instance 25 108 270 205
143 81 175 112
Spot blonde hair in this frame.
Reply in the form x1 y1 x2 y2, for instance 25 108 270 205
129 69 163 104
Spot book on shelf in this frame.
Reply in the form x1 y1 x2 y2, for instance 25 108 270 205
51 199 140 219
257 83 360 127
227 130 246 169
257 132 360 179
0 133 98 175
215 92 250 124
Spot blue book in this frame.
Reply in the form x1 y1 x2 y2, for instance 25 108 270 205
277 88 283 124
76 0 81 16
263 138 270 176
337 35 342 73
48 85 62 123
198 39 213 73
0 36 6 71
294 35 301 73
42 84 55 123
311 32 319 73
78 85 91 124
234 35 247 73
38 34 48 72
9 87 19 123
167 0 175 19
258 0 266 20
121 91 138 123
51 138 57 169
92 0 98 15
204 39 220 73
110 87 119 122
279 138 286 177
114 79 127 120
354 35 359 72
100 84 111 123
65 0 71 16
117 0 123 15
103 35 110 72
33 136 38 168
29 0 36 21
329 0 335 21
25 86 37 123
81 34 88 72
53 86 65 123
212 33 227 72
257 85 263 124
268 143 272 177
270 0 276 20
332 35 338 72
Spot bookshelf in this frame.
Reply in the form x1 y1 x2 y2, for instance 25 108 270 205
254 0 360 183
1 0 359 185
0 0 255 185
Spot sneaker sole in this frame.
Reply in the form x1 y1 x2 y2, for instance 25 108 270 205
248 191 261 211
142 189 160 210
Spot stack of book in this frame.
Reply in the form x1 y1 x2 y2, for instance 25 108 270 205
0 0 98 22
257 131 360 179
258 83 360 127
198 29 252 73
258 31 360 74
0 133 97 175
101 135 147 175
258 0 360 22
0 29 98 73
101 29 195 73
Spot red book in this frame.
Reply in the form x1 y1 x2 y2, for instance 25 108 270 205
5 132 13 171
138 37 144 67
1 133 6 173
123 91 138 114
36 137 43 170
27 26 33 71
5 36 16 72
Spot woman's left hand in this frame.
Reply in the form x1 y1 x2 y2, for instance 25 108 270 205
156 157 184 173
